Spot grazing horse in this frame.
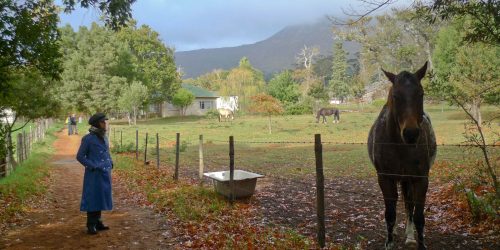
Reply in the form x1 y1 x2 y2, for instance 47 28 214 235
218 108 234 122
316 108 340 124
368 62 436 250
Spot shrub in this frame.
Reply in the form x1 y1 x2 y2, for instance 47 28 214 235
205 109 219 119
284 102 312 115
112 142 135 153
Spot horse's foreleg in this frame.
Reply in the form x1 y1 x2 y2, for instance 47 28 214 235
378 177 398 249
413 179 429 250
401 181 416 246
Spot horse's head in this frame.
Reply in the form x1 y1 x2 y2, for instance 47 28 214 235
382 62 427 144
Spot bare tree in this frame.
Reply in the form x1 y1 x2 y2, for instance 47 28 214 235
296 45 320 70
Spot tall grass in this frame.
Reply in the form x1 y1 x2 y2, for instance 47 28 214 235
0 123 62 223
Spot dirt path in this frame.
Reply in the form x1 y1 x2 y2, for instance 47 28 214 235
0 130 174 249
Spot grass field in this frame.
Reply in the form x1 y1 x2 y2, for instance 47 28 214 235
108 103 499 181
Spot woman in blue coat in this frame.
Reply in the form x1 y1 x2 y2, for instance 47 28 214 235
76 113 113 234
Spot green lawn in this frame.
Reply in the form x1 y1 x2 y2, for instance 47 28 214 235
108 104 499 181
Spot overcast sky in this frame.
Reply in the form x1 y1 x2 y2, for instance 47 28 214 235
58 0 410 52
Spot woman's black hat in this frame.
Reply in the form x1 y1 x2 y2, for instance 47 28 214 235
88 113 108 127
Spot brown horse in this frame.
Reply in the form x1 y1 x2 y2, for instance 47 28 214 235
316 108 340 124
368 62 436 250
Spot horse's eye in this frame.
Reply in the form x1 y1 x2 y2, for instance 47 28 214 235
392 95 399 100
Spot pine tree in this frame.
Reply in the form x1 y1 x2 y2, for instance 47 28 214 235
329 42 350 102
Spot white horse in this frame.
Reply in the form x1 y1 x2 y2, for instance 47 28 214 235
217 108 234 122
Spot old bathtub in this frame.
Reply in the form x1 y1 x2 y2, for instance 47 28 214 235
203 170 264 199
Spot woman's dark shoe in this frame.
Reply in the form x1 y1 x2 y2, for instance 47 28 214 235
87 224 98 235
96 221 110 231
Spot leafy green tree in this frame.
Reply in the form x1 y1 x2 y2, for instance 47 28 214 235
329 42 350 102
425 0 499 45
58 23 133 113
249 94 284 134
267 70 300 105
432 20 499 125
117 21 179 106
172 89 195 116
221 57 265 111
118 81 148 125
2 68 61 171
62 0 135 29
188 69 229 91
433 20 499 197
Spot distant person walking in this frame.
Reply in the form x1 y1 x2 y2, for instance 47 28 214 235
70 114 78 135
67 114 73 135
76 113 113 235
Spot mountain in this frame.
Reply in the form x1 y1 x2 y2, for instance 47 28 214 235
175 19 359 79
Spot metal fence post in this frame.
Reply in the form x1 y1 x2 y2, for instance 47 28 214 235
199 135 204 183
144 132 148 164
135 129 139 160
229 136 235 204
156 133 160 168
174 133 180 180
314 134 326 248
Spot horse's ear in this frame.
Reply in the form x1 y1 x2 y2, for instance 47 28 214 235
415 61 428 81
382 68 396 84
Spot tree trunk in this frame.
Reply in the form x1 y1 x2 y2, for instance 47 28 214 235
5 130 16 174
268 115 272 134
133 107 137 125
127 112 131 125
471 99 482 127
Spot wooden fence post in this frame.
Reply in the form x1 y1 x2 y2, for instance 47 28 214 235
22 130 27 160
29 126 32 153
135 129 139 160
156 133 160 168
314 134 326 248
16 133 21 163
174 133 180 180
229 135 235 204
199 135 204 183
144 132 148 164
120 130 123 149
113 128 116 142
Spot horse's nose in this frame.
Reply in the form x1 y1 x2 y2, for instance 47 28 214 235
403 128 420 144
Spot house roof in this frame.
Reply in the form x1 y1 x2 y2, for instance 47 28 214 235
182 83 219 98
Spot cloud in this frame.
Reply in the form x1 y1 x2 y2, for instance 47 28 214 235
58 0 411 51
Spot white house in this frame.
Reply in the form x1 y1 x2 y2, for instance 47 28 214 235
160 84 219 117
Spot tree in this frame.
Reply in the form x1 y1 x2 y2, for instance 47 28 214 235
118 81 148 125
171 89 195 116
2 68 61 173
189 69 229 91
221 57 265 111
249 94 284 134
0 0 134 173
432 20 499 125
329 42 350 102
117 21 179 107
433 20 500 198
341 0 499 45
296 45 320 70
62 0 135 30
267 70 300 105
427 0 499 45
58 23 133 113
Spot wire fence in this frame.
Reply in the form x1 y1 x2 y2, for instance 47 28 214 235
109 127 499 248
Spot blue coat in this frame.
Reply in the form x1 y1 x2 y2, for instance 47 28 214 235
76 133 113 212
